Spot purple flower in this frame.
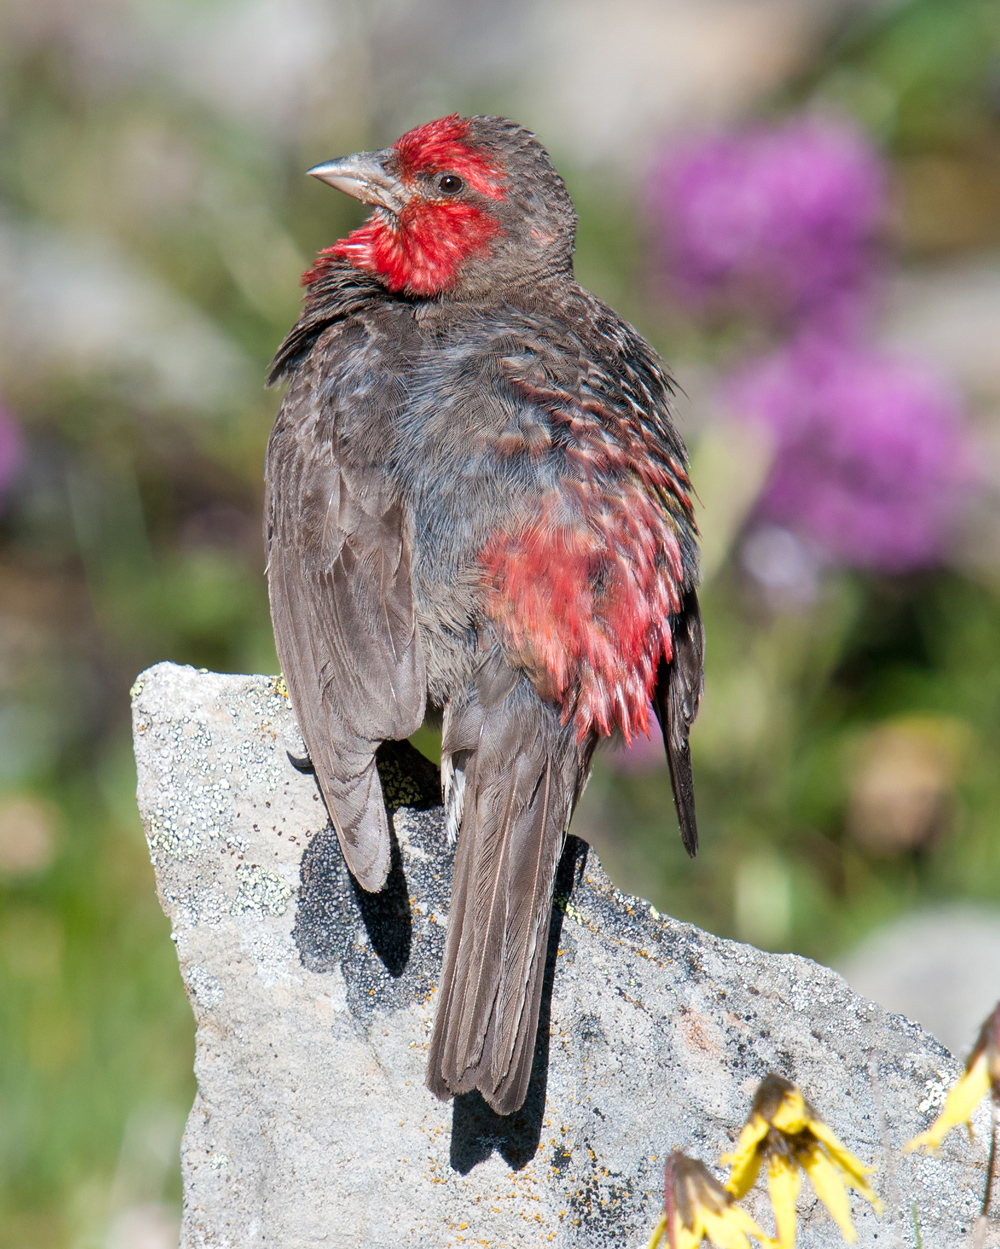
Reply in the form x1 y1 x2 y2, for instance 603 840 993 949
725 336 973 572
648 116 887 328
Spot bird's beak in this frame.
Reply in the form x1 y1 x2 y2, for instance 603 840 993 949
307 151 407 215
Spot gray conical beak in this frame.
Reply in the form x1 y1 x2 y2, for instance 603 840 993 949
307 152 406 214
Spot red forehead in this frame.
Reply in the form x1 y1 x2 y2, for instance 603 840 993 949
393 115 505 200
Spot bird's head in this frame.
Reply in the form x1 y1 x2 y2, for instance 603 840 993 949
303 115 577 299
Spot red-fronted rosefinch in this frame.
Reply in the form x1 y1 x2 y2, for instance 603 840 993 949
266 115 702 1115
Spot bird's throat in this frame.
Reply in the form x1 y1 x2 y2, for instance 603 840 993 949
304 202 501 297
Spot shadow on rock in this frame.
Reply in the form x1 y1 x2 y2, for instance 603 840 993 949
293 739 442 981
348 830 411 976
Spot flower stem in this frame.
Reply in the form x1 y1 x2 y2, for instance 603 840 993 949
910 1201 922 1249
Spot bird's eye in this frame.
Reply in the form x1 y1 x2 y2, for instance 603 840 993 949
437 174 463 195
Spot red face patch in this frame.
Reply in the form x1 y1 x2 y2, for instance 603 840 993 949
394 115 506 200
303 115 507 296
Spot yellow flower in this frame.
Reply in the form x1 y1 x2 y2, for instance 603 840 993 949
721 1073 882 1247
646 1151 773 1249
906 1001 1000 1153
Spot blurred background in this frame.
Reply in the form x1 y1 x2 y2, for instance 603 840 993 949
1 0 1000 1243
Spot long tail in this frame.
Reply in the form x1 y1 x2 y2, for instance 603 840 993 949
427 676 589 1115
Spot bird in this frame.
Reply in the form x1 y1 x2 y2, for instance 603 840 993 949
264 115 703 1116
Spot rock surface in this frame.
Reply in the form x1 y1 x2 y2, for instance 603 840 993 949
132 662 992 1249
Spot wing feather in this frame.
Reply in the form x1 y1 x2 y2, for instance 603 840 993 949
652 588 704 857
265 374 425 892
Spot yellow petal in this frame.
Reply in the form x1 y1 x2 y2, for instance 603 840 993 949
723 1147 764 1200
807 1123 882 1209
905 1055 992 1153
672 1210 701 1249
722 1116 769 1197
766 1154 801 1249
800 1143 856 1242
701 1203 772 1249
770 1088 808 1135
645 1213 669 1249
722 1114 771 1161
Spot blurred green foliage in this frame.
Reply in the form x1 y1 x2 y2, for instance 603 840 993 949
0 0 999 1245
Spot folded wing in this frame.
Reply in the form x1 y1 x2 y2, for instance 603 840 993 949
265 387 425 892
653 588 704 857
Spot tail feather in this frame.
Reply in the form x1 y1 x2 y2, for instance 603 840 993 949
428 679 588 1115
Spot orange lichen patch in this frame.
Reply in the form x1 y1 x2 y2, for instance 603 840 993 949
680 1012 722 1055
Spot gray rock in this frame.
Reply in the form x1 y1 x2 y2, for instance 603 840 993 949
132 662 993 1248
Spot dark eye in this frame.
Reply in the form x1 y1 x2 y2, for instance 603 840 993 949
437 173 463 195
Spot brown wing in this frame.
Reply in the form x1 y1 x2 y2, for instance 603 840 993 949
265 373 426 893
652 588 704 857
